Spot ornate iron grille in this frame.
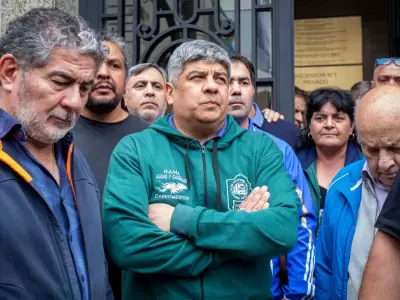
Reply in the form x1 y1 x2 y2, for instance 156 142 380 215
79 0 294 119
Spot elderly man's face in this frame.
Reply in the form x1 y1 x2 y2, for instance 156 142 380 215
373 63 400 88
124 67 167 123
168 60 229 124
359 121 400 189
9 49 96 144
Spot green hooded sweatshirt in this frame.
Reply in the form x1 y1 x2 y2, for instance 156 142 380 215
103 115 299 300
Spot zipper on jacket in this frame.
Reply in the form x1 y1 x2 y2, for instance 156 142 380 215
200 145 206 300
200 276 204 300
201 146 208 207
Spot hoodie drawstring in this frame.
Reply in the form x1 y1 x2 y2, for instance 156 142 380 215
212 139 222 211
184 138 222 211
184 139 191 188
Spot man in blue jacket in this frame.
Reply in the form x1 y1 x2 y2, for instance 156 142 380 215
315 85 400 299
0 8 112 300
229 54 317 299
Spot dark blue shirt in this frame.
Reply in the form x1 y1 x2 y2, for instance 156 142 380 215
0 110 89 300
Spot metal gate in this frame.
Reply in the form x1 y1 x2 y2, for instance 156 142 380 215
79 0 294 119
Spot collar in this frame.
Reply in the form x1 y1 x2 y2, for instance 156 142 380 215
248 118 257 132
168 114 228 139
0 109 26 140
251 103 264 128
0 109 74 145
362 161 390 191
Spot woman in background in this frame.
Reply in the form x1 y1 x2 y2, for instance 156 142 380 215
297 88 363 234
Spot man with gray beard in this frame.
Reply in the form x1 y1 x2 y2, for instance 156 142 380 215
0 8 112 299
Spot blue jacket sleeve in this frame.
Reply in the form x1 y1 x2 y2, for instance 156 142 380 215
270 258 283 299
315 190 334 298
280 146 317 299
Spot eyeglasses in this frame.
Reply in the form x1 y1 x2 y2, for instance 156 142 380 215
375 58 400 68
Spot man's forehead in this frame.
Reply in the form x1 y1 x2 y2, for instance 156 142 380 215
375 64 400 76
183 61 228 74
44 49 96 81
102 41 123 61
359 125 400 144
128 70 165 84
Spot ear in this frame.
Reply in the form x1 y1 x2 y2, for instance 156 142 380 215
166 82 175 106
0 54 20 92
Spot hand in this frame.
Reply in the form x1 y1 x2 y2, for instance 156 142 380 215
262 108 285 123
148 203 175 232
239 186 270 212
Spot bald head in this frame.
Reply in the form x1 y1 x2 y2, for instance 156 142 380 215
357 85 400 188
357 86 400 135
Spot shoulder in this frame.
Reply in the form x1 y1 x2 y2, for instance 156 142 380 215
124 114 149 131
329 159 365 191
260 120 299 149
71 145 98 187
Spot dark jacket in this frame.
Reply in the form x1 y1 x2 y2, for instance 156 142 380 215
0 115 112 299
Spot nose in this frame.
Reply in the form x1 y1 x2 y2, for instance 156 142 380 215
324 116 334 128
389 78 400 86
378 149 395 172
145 83 155 97
96 62 110 79
202 76 219 94
62 85 85 112
230 81 241 96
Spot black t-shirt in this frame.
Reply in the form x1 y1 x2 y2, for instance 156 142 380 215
375 171 400 241
73 114 148 195
73 114 148 300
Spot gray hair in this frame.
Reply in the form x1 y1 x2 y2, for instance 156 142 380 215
0 8 104 71
167 40 231 85
127 63 168 82
98 30 129 75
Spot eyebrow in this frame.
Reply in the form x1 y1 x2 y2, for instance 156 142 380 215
230 76 250 81
214 71 228 78
48 71 94 85
187 70 206 77
134 79 163 85
107 58 123 64
314 112 346 116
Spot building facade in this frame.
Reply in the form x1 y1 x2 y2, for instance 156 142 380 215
1 0 399 121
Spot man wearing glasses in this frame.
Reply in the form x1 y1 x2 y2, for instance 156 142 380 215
373 57 400 87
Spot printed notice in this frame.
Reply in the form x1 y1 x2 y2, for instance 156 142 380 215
295 65 363 91
295 16 362 67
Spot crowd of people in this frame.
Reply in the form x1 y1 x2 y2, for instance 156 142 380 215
1 7 400 300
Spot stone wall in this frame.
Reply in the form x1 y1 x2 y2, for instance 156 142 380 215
0 0 79 35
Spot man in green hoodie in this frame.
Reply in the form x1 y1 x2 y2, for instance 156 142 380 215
102 40 299 300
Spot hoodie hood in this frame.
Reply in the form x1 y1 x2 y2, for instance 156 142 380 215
150 113 247 149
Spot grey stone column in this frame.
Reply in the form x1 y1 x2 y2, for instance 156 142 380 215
0 0 79 35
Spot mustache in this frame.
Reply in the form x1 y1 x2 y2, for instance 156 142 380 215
140 98 158 106
48 110 76 122
92 81 116 93
228 96 244 104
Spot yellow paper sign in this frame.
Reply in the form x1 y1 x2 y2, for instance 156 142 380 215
295 16 362 67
